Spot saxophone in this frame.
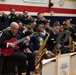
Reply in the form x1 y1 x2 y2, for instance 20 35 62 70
35 32 50 67
69 36 75 52
52 43 61 56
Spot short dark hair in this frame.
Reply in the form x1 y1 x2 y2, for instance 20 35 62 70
37 12 40 15
16 20 21 24
23 10 28 13
34 23 44 32
10 8 15 11
53 21 60 27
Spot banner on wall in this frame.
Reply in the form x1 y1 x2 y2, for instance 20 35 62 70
64 0 76 2
24 0 48 3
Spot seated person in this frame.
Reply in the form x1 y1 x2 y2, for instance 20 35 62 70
46 21 70 55
29 24 54 58
0 22 34 75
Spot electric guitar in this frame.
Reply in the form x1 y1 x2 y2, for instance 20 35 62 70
0 32 37 56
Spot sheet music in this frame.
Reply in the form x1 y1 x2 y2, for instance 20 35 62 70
56 31 71 43
70 52 76 56
42 57 56 65
42 52 76 65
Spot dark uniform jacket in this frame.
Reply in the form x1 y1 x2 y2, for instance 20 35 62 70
46 30 59 51
0 30 28 50
0 15 5 25
20 15 29 25
7 13 18 25
29 33 45 52
69 26 76 42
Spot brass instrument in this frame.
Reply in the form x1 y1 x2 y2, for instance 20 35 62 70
69 36 75 52
52 43 61 56
22 23 30 29
63 24 73 31
35 33 50 68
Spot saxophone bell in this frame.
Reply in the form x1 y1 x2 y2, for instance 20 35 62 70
55 49 61 55
52 43 61 56
69 36 75 52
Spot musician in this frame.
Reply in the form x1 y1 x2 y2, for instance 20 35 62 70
44 21 52 32
16 20 35 75
20 10 32 25
28 20 37 33
16 20 32 37
69 25 76 42
0 11 6 30
62 19 76 52
63 19 73 31
68 25 76 51
0 12 6 25
0 22 34 75
29 24 54 58
29 24 44 52
59 25 64 32
46 21 61 53
36 12 47 24
7 8 18 25
46 21 70 54
59 25 73 53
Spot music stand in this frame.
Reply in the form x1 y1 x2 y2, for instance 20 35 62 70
63 31 71 42
56 31 71 43
55 32 65 43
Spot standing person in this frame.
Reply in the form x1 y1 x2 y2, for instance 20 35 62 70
0 22 34 75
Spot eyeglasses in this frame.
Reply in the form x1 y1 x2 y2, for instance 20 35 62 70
13 27 19 30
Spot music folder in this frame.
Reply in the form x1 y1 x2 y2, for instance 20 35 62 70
64 31 71 42
56 31 71 43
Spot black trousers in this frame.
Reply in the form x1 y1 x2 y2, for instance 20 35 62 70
24 53 35 75
2 51 26 74
60 46 70 54
2 51 35 75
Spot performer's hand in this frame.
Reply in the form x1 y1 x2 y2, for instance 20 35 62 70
23 36 30 46
23 28 28 33
24 48 32 53
46 51 55 57
56 44 61 49
26 36 30 43
34 50 38 55
7 43 15 48
64 45 70 48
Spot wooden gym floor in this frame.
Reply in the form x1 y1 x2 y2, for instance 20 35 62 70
21 73 76 75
